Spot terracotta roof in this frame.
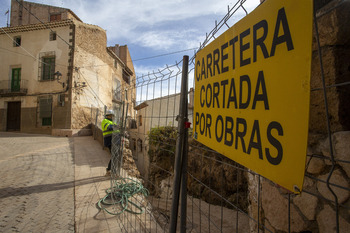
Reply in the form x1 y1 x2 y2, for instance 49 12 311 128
0 20 74 34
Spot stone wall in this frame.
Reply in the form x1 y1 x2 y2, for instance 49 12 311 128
188 137 249 211
74 22 109 65
71 105 92 130
72 21 135 130
309 0 350 133
248 131 350 233
145 126 248 211
72 22 113 129
248 1 350 232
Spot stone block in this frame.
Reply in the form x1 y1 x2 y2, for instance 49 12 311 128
124 138 130 149
333 131 350 178
52 129 73 137
73 129 92 136
303 176 316 190
317 204 350 233
318 135 332 159
309 46 350 133
293 192 318 220
306 156 326 175
317 169 350 204
159 176 173 199
247 173 261 233
313 0 350 50
123 148 132 158
262 180 308 232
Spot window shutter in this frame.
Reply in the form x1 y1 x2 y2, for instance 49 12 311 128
39 98 52 118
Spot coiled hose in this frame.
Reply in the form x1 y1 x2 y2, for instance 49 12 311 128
97 177 149 215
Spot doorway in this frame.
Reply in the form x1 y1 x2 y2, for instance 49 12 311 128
11 68 21 92
7 102 21 131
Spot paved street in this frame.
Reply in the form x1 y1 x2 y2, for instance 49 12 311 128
0 132 122 232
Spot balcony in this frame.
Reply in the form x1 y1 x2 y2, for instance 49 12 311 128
0 80 28 97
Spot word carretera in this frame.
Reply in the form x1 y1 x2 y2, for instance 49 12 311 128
194 7 294 166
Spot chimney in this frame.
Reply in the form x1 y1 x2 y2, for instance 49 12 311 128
109 44 120 56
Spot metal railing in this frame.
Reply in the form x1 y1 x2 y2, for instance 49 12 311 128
0 79 28 96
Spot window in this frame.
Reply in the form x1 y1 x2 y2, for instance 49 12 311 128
42 117 52 126
50 31 57 41
125 89 128 101
137 139 142 152
41 57 55 80
50 14 61 22
114 60 118 68
113 78 121 101
138 115 142 126
130 119 137 129
58 94 65 107
11 68 21 92
39 97 52 126
132 139 136 151
122 70 130 84
13 36 21 47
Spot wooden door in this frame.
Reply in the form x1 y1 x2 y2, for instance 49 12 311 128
7 102 21 131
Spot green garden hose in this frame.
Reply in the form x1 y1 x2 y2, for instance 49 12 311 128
97 177 149 215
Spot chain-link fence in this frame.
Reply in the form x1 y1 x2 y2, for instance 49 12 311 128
94 0 350 232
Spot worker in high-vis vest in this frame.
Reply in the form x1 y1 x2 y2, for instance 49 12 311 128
101 109 119 176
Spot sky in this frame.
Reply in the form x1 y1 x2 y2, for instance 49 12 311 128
0 0 261 78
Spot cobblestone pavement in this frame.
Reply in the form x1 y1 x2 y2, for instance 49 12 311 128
73 136 123 232
0 132 74 232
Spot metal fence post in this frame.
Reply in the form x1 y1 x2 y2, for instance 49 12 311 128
180 56 189 233
94 108 99 140
169 55 189 233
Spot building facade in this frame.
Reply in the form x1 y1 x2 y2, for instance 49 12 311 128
0 0 135 135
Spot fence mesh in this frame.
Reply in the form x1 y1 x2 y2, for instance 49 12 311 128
92 0 350 232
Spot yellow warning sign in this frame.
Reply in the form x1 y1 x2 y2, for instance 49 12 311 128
193 0 313 193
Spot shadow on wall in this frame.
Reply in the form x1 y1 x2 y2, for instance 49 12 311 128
91 124 103 146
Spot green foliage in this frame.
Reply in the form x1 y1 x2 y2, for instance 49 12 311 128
148 126 177 146
147 126 177 196
148 126 177 160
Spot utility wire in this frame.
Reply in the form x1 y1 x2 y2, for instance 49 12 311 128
0 27 66 71
15 0 71 47
0 46 69 68
133 47 198 62
1 27 40 62
77 69 107 107
79 47 197 68
0 46 34 58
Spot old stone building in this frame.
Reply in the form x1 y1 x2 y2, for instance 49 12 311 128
0 0 135 135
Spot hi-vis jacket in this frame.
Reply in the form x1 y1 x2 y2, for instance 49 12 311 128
101 118 119 137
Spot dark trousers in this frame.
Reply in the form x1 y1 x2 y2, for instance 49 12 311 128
104 136 112 171
104 134 121 172
107 159 111 171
